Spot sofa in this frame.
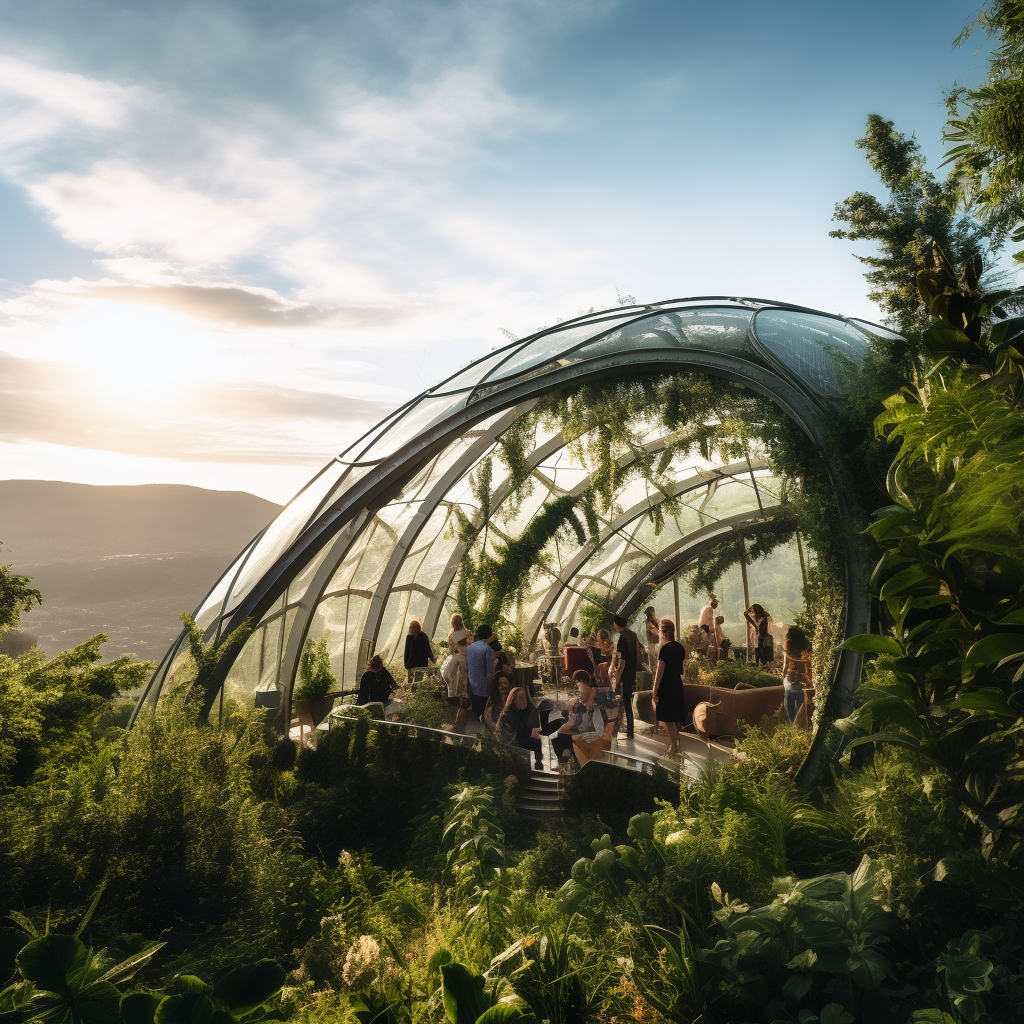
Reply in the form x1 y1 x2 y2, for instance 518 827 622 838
633 682 784 739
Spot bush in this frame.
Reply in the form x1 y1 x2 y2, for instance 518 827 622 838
288 718 529 872
294 638 335 701
698 660 779 689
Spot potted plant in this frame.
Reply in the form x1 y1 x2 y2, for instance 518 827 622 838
292 636 337 731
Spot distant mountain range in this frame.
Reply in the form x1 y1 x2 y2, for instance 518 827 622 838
0 480 282 662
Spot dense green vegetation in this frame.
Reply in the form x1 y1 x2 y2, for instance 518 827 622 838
4 4 1024 1021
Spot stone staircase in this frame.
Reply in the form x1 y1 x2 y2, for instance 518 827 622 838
516 768 562 815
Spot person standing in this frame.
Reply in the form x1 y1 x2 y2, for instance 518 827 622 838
357 655 397 706
611 614 638 739
643 606 660 672
403 620 434 684
744 604 773 667
447 614 470 731
782 625 813 725
466 623 495 724
653 618 686 755
699 595 719 634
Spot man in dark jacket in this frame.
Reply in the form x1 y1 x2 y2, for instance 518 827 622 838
611 615 638 738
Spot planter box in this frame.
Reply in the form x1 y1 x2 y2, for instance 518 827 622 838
632 682 784 739
254 688 281 709
292 695 337 729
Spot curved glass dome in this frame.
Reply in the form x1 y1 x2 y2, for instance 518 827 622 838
134 296 889 730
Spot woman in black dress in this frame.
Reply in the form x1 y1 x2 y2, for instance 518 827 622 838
403 620 434 684
653 617 686 755
357 655 397 707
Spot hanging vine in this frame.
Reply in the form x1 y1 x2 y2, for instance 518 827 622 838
448 351 893 653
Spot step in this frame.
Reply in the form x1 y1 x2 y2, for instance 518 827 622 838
516 795 563 814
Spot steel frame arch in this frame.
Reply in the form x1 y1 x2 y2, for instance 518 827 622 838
519 458 772 646
138 302 875 787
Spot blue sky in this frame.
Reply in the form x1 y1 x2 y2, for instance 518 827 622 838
0 0 1002 501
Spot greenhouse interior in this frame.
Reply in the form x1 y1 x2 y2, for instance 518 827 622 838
133 295 896 783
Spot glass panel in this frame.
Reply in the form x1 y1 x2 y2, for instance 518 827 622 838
753 310 870 396
224 624 263 702
431 345 523 394
477 314 639 386
259 615 283 690
285 533 335 606
571 308 755 363
377 589 431 669
192 539 257 634
225 461 344 613
351 520 399 590
847 318 904 342
356 392 471 463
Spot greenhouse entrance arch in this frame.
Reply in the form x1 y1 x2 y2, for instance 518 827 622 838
133 297 894 780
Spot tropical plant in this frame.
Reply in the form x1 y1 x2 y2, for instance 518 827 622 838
178 613 252 720
945 1 1024 264
837 250 1024 865
703 858 905 1023
294 637 335 702
502 925 609 1024
443 786 510 946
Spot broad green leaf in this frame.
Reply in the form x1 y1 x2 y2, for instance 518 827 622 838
153 992 216 1024
879 567 935 601
781 971 812 1003
820 1003 856 1024
841 634 902 656
951 689 1013 716
921 324 981 358
211 961 285 1017
843 733 922 754
120 992 162 1024
76 982 123 1024
475 1005 534 1024
0 928 28 986
963 634 1024 678
17 935 88 994
440 964 488 1024
994 608 1024 625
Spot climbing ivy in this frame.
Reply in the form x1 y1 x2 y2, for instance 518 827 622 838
452 366 877 645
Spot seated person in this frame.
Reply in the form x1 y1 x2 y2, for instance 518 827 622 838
488 636 516 678
357 655 397 707
564 626 581 646
553 670 620 767
483 671 514 733
496 687 543 770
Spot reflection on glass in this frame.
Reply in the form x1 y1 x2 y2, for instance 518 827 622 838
753 311 870 396
225 461 344 613
357 392 471 463
431 345 522 394
573 308 755 362
477 315 639 387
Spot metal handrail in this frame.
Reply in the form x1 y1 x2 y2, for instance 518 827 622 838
327 705 688 781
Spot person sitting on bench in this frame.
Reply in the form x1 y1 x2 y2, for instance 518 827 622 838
496 686 543 770
552 669 620 767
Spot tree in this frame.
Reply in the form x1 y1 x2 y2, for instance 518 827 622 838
0 556 41 635
945 1 1024 262
831 115 989 347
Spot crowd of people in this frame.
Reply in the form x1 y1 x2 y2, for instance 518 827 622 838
353 595 815 768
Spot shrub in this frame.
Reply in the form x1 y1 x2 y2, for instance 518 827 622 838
294 638 335 701
698 660 778 689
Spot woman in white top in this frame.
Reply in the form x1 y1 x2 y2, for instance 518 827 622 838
644 606 660 673
446 613 470 731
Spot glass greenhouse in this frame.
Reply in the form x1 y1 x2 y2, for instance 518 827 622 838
133 296 896 753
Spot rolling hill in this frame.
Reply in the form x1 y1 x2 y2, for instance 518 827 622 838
0 480 282 661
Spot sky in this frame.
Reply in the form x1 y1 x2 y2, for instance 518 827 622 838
0 0 1003 503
